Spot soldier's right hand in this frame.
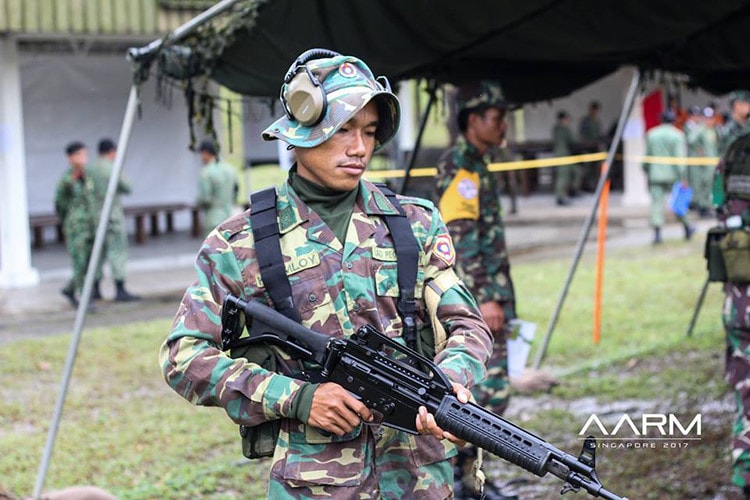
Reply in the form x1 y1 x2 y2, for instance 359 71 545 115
308 382 373 436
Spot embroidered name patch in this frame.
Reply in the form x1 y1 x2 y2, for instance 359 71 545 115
434 233 456 266
373 246 398 261
285 250 321 275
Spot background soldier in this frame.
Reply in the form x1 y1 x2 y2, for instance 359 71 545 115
88 138 140 302
552 110 583 206
195 139 239 235
712 89 750 496
160 49 493 498
435 80 517 499
718 90 750 156
642 110 694 244
55 141 95 309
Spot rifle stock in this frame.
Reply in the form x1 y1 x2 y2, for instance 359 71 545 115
222 295 626 499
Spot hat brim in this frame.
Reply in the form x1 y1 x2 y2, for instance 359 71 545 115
262 87 400 151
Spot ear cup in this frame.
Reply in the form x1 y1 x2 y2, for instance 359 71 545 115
283 70 328 126
281 48 341 126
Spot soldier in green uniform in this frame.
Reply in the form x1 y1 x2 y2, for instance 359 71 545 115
642 110 694 244
159 50 493 499
712 89 750 497
55 142 96 308
579 100 603 147
435 81 517 499
552 110 583 206
88 139 140 302
711 91 750 210
685 108 718 217
578 101 604 191
195 139 239 235
718 91 750 156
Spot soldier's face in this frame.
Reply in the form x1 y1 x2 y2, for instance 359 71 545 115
68 149 87 169
295 100 379 192
472 107 507 147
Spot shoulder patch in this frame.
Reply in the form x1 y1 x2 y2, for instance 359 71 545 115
434 233 456 266
438 169 480 223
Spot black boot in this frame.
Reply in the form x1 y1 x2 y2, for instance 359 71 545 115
653 227 662 245
115 280 141 302
60 283 78 308
92 280 102 301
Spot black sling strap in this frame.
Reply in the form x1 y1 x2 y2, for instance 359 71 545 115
250 184 420 349
378 184 420 349
250 188 300 322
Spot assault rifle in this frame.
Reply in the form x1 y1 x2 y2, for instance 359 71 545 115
221 295 626 499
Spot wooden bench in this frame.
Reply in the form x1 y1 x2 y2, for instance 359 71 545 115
29 213 64 249
29 203 201 248
123 203 201 244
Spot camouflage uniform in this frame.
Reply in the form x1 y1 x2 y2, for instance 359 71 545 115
88 155 131 282
715 93 750 489
435 81 515 415
161 179 491 498
197 159 238 234
552 116 583 203
160 51 493 499
54 166 96 295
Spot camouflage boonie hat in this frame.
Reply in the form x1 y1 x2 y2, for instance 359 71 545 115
262 54 400 151
729 90 750 106
456 80 508 113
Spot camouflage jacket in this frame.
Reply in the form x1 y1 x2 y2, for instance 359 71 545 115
54 167 96 237
434 136 516 318
87 157 131 223
718 119 750 157
197 160 239 232
160 178 492 492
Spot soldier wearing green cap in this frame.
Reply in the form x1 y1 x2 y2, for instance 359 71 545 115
712 90 750 496
159 49 492 498
435 81 517 499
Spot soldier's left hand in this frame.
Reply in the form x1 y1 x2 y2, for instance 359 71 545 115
415 382 470 446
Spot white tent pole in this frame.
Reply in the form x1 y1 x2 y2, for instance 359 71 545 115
32 85 140 499
532 68 641 369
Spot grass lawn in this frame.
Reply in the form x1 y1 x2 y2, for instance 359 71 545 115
0 236 735 499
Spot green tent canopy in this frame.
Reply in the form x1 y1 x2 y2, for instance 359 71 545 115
134 0 750 103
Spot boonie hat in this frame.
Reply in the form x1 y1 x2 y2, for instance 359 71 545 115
455 80 508 113
262 54 400 151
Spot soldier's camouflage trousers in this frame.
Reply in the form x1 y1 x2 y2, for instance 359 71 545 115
64 230 94 294
722 283 750 488
471 328 510 415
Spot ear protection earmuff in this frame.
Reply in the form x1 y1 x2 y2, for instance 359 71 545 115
281 48 341 127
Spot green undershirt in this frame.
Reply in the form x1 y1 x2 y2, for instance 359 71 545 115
289 168 359 243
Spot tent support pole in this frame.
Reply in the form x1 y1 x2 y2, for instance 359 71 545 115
127 0 242 62
32 85 140 499
532 68 641 369
400 80 438 195
34 3 245 494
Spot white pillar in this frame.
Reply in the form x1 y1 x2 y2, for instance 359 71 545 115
0 38 40 288
397 80 416 151
621 92 649 207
